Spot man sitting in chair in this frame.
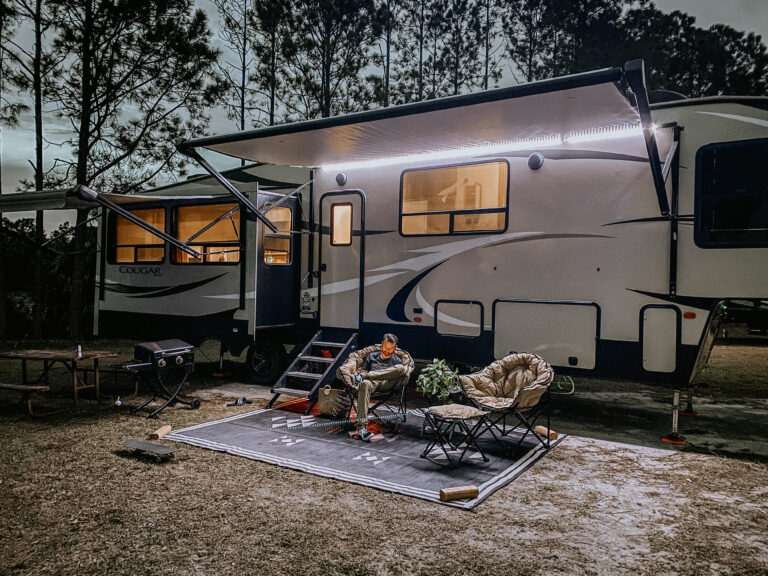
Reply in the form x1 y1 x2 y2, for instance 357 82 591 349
352 333 402 442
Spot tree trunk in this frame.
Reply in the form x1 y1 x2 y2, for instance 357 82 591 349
70 0 94 341
269 30 276 125
418 1 424 101
483 0 489 90
33 0 44 338
384 0 391 107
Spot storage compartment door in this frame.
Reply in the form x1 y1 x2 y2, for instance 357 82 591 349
642 306 678 373
494 301 598 368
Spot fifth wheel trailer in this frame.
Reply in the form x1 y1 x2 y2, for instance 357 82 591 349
172 59 767 387
2 59 765 389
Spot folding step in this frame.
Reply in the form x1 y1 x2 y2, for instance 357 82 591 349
268 330 358 413
270 386 316 397
284 371 323 380
298 355 335 363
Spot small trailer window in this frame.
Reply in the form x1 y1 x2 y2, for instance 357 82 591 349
173 203 240 264
110 208 165 263
696 138 768 248
264 206 292 265
400 161 508 235
331 203 353 245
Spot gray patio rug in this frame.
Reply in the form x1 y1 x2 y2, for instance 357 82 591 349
167 399 564 509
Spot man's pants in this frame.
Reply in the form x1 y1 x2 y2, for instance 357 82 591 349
355 378 398 429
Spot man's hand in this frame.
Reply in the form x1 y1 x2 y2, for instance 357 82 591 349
353 373 363 385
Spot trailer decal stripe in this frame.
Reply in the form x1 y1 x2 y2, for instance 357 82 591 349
696 112 768 129
129 273 228 299
386 263 445 322
628 289 720 311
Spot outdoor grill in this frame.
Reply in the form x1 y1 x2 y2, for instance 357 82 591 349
122 339 200 418
129 339 195 374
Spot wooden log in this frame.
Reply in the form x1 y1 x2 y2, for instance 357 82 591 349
534 425 558 440
439 485 479 502
148 425 172 440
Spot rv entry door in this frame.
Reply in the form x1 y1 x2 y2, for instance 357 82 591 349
319 191 365 329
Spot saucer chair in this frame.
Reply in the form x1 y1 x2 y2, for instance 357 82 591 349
459 352 554 454
337 344 415 432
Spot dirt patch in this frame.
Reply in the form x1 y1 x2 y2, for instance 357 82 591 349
1 339 767 575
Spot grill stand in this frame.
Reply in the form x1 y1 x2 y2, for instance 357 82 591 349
132 370 200 419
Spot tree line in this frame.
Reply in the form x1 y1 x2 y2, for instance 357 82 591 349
0 0 766 339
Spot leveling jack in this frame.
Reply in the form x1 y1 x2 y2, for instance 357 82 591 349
662 389 685 445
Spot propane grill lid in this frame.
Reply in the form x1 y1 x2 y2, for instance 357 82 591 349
134 339 194 363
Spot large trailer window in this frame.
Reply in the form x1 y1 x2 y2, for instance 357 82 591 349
173 203 240 264
110 208 165 263
400 161 508 235
264 206 292 264
696 138 768 248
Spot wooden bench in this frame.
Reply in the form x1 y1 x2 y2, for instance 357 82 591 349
0 382 52 416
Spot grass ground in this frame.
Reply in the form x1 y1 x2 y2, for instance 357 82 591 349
0 333 766 575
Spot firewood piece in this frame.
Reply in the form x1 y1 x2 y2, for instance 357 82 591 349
148 425 172 440
534 425 558 440
439 485 479 502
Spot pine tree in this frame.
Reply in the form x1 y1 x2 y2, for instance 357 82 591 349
2 0 59 337
251 0 291 126
502 0 555 83
439 0 483 95
281 0 377 119
478 0 503 90
370 0 405 108
47 0 221 338
213 0 256 132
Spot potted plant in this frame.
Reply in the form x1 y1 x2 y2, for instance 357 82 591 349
416 358 459 404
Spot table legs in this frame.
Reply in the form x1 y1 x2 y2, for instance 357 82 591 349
70 359 103 403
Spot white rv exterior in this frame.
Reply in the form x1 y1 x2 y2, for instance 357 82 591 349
84 61 768 385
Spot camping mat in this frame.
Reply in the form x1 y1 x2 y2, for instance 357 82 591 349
167 400 564 509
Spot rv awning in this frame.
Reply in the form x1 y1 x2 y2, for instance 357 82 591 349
0 187 222 213
181 66 638 168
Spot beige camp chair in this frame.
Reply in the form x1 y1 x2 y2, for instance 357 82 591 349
337 345 415 432
459 353 554 454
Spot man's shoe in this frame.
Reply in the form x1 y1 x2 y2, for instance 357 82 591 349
357 427 374 442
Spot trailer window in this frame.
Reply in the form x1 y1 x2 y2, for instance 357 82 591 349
331 203 353 245
110 208 165 263
264 206 292 265
696 139 768 248
173 203 240 264
400 161 508 235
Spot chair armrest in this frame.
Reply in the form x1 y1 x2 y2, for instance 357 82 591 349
516 383 549 409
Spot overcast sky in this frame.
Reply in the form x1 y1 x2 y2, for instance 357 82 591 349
2 0 767 228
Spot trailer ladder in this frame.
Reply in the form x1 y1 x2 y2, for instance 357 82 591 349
267 331 357 415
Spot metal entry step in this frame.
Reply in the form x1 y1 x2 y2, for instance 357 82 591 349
268 331 357 414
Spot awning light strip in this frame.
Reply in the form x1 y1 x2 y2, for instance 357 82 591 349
321 123 643 171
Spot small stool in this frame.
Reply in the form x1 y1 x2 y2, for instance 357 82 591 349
420 404 489 467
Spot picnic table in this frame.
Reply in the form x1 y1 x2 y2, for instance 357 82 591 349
0 348 119 406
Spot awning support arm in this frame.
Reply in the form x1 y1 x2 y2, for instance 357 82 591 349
624 59 670 217
661 138 679 183
176 145 278 233
75 185 200 258
185 205 240 244
264 180 312 215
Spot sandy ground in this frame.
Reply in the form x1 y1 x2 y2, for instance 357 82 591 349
0 337 767 575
